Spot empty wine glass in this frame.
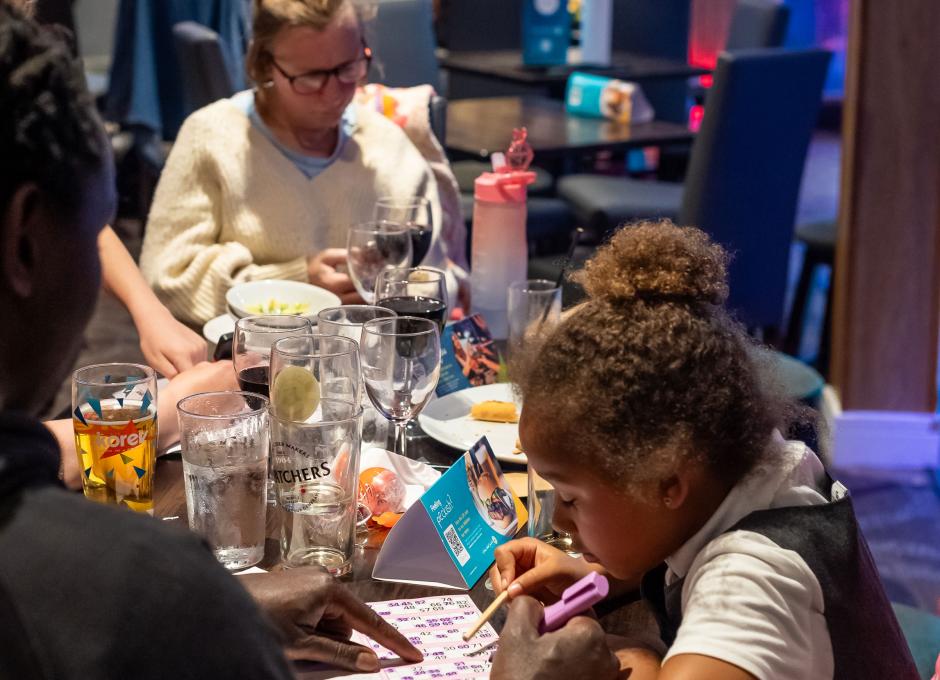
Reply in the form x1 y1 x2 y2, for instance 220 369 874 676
346 221 412 303
374 267 449 332
360 316 441 459
374 196 433 266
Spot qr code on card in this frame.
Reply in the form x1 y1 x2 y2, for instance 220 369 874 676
443 524 470 566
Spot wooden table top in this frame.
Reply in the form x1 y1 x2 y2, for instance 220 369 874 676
155 432 655 678
440 49 709 85
445 96 695 160
154 435 509 678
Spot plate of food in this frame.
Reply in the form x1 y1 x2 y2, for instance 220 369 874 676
418 383 526 464
225 280 340 322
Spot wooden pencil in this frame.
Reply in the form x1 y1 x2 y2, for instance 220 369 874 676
462 590 510 642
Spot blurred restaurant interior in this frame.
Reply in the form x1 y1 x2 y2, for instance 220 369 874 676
5 0 940 678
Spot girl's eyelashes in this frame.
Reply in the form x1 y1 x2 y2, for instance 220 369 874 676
559 495 577 508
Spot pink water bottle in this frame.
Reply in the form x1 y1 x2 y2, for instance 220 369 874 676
470 129 536 339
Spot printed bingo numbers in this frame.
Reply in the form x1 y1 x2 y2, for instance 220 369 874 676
350 595 497 679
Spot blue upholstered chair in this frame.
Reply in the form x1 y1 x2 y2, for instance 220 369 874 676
556 48 830 332
689 0 790 104
367 0 441 92
611 0 691 123
172 22 236 116
437 0 522 52
726 0 791 51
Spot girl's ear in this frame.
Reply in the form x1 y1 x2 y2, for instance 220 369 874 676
659 474 690 510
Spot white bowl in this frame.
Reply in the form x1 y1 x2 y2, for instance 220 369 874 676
225 280 340 321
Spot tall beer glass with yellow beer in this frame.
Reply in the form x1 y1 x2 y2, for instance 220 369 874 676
72 364 157 513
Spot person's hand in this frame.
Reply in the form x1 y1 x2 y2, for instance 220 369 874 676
161 360 238 401
157 361 238 450
307 248 362 304
136 305 207 378
490 596 619 680
239 568 423 672
490 537 600 603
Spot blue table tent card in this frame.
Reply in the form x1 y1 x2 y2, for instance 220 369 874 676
373 437 528 589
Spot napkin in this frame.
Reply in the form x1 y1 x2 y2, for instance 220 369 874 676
359 447 441 511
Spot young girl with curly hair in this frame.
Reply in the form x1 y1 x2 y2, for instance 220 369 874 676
489 221 917 680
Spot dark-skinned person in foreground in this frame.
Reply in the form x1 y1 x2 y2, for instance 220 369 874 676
0 4 420 677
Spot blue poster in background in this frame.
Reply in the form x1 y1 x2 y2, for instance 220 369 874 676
522 0 571 66
372 438 527 589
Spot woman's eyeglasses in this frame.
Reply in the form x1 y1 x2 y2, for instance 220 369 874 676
268 44 372 95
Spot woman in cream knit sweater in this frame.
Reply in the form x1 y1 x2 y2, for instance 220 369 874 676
140 0 466 326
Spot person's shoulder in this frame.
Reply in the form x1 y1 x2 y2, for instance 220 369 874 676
1 484 213 572
177 98 251 145
0 485 292 678
684 529 824 610
672 530 832 679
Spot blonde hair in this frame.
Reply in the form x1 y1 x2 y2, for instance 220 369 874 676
246 0 367 85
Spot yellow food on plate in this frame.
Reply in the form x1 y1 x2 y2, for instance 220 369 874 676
469 400 519 423
246 298 311 315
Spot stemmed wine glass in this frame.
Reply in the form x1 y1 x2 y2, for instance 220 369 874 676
359 316 441 458
374 267 448 332
346 221 412 303
233 315 312 398
373 196 433 266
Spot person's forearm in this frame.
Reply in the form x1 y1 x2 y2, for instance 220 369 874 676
98 225 167 322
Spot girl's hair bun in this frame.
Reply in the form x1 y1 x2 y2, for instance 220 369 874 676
577 220 730 306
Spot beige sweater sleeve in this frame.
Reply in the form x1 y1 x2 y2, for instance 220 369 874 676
140 114 308 326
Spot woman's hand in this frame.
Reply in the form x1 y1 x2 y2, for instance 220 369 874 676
238 567 423 672
307 248 362 304
490 537 600 603
490 596 619 680
135 305 207 378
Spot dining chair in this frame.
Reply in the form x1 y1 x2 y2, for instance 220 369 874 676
690 0 791 103
611 0 691 124
367 0 441 92
172 22 236 116
726 0 791 51
555 48 831 333
437 0 522 51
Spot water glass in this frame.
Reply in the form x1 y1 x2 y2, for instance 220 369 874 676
346 221 412 303
177 391 270 571
72 363 158 514
360 316 441 458
272 399 362 574
373 196 433 266
507 279 562 406
527 466 579 556
269 335 361 421
507 279 562 354
374 267 449 332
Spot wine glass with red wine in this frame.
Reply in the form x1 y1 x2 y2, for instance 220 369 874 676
373 197 433 266
233 315 313 397
374 267 448 332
